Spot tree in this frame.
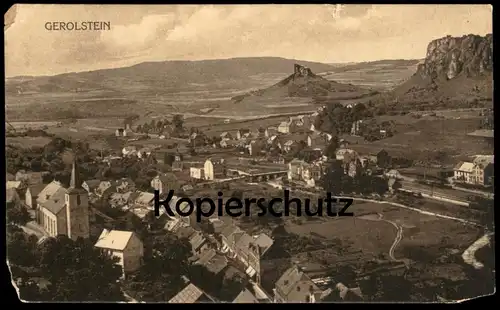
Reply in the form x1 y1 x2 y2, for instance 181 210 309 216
325 136 339 159
6 225 38 267
36 235 124 302
123 234 192 302
321 160 344 195
7 203 31 226
392 180 403 191
173 115 184 130
352 103 367 120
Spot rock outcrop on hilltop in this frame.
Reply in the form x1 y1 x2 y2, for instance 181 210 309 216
417 34 493 81
389 34 493 107
232 64 372 103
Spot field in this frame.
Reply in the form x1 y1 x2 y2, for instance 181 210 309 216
349 116 492 163
282 201 482 278
6 136 53 148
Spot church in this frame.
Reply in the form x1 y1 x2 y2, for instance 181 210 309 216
35 160 90 240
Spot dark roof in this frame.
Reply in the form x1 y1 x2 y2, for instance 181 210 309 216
83 179 101 190
157 173 178 184
195 248 228 275
28 184 47 197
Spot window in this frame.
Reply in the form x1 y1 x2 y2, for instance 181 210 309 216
77 195 81 206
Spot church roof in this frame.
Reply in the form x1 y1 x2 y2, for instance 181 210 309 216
41 187 67 215
36 181 63 205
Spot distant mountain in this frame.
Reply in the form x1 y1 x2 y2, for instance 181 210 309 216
390 34 493 105
319 59 421 91
328 59 421 74
232 63 374 103
5 57 337 96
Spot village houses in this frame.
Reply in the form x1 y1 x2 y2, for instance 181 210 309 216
267 135 282 150
248 140 265 156
190 164 205 180
278 120 292 134
122 146 137 157
15 170 47 186
151 173 181 195
115 128 128 137
25 183 48 210
220 132 232 140
82 179 101 195
273 266 326 303
94 229 144 279
453 155 494 186
35 160 90 240
189 132 207 147
204 157 226 180
264 127 278 138
236 129 251 140
219 224 274 281
168 283 214 303
288 159 324 187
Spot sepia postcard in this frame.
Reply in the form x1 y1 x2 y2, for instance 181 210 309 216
5 4 494 303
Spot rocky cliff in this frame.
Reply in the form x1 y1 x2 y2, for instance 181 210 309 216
417 34 492 81
389 34 493 107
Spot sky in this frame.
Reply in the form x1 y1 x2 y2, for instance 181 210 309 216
4 4 493 77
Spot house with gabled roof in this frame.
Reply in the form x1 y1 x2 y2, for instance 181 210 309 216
194 248 228 275
278 121 292 134
273 266 326 303
220 132 233 140
168 283 214 303
151 173 180 195
233 288 260 303
204 157 226 180
131 191 155 209
219 224 273 281
236 129 251 140
264 127 278 138
94 229 144 278
82 179 101 195
266 135 282 150
25 183 47 210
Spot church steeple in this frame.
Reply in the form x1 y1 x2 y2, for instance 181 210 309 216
70 159 82 188
67 159 85 194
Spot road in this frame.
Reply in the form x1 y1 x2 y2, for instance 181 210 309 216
289 187 490 272
357 213 406 265
461 232 494 270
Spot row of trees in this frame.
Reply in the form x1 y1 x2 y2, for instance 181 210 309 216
135 115 184 135
320 160 390 196
7 226 125 302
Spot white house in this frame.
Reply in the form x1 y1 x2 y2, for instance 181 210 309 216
190 167 205 180
122 146 137 157
94 229 144 278
278 121 291 134
204 157 225 180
